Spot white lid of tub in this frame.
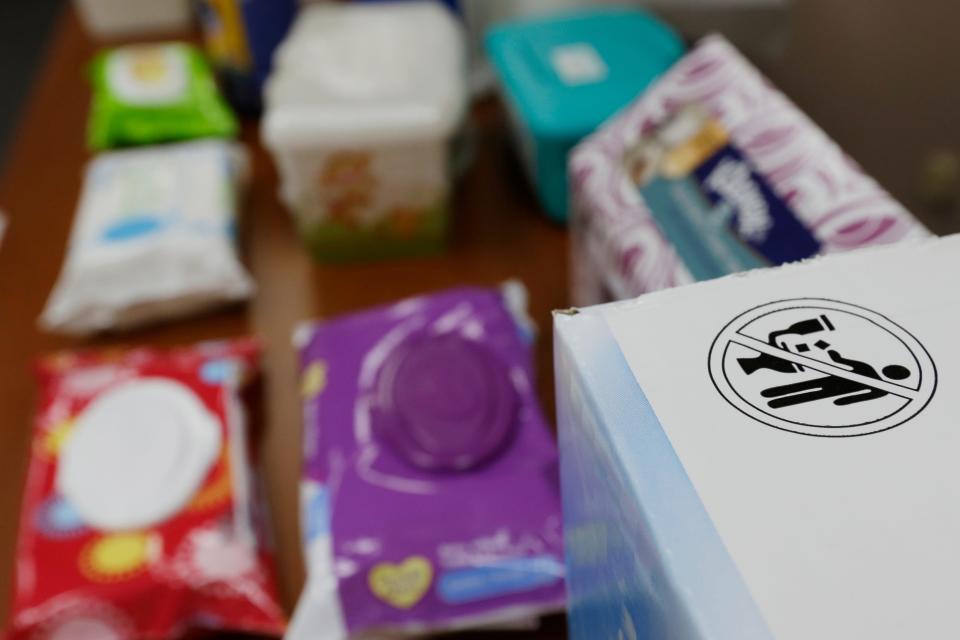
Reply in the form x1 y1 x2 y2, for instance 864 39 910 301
262 1 467 148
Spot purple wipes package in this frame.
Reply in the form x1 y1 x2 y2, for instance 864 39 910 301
288 285 565 638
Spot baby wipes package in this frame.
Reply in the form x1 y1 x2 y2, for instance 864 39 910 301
569 35 928 305
40 140 253 335
288 285 565 639
556 236 960 639
261 1 467 262
6 340 286 640
87 43 237 150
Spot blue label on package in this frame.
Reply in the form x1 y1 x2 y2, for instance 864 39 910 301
635 111 820 281
437 556 564 605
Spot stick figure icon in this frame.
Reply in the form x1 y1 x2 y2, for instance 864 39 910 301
759 347 910 408
737 315 910 408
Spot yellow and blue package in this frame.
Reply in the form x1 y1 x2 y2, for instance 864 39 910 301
197 0 298 113
87 43 238 150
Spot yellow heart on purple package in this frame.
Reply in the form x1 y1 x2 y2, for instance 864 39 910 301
301 361 328 399
368 556 433 609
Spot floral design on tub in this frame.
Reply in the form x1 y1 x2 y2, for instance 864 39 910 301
313 150 440 236
319 151 377 228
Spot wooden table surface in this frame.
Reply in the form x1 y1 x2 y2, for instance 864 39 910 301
0 6 569 639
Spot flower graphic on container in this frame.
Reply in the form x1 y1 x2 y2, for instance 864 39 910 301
318 151 377 228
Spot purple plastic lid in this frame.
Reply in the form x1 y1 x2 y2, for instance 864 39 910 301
371 334 519 471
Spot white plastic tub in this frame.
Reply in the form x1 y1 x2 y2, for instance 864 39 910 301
262 2 466 262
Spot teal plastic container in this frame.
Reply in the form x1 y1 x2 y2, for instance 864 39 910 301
486 8 684 222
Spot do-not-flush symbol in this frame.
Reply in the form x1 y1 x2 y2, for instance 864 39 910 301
708 298 937 437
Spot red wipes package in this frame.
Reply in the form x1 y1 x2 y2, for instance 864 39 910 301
6 340 286 639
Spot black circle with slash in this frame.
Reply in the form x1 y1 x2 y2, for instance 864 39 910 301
708 298 937 437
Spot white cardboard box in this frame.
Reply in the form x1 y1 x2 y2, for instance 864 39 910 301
555 236 959 639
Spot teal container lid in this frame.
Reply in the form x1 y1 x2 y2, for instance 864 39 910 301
486 7 685 139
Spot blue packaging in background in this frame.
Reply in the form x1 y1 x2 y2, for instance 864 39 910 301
198 0 298 114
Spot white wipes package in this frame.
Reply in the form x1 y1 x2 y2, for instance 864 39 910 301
41 140 253 334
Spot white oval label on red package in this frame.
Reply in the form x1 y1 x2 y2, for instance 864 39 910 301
57 378 223 530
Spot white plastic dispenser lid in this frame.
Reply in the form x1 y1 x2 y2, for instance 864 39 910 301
57 378 222 531
262 1 467 149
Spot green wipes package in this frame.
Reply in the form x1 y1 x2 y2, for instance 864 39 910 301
88 43 238 150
